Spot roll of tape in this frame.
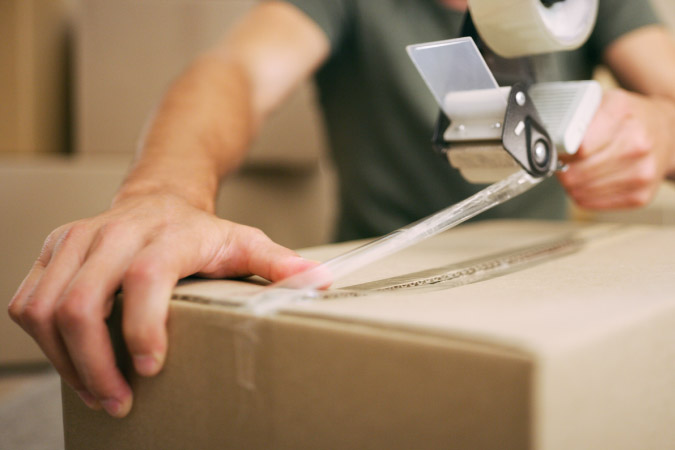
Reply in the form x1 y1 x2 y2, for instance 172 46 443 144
467 0 598 58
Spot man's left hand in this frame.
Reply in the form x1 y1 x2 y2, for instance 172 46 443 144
558 88 675 210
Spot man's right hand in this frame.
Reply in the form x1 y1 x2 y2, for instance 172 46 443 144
7 192 317 418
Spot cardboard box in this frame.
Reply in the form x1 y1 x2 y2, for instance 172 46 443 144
0 0 72 154
63 220 675 449
652 0 675 28
1 154 333 365
0 156 128 365
75 0 327 170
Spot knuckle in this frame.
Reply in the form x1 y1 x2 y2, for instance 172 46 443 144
560 171 583 193
7 296 23 323
629 145 650 159
99 220 127 238
245 226 269 243
57 222 91 250
38 226 70 264
65 222 90 240
55 288 95 330
20 300 54 332
634 161 658 187
125 259 164 285
557 172 575 189
43 227 64 250
625 123 653 157
634 137 654 157
97 220 132 246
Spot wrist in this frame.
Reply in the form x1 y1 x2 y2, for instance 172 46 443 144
113 184 216 213
113 160 218 213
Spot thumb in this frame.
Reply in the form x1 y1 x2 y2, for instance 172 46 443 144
219 225 319 282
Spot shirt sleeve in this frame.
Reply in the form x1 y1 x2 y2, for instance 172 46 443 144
274 0 355 50
589 0 662 56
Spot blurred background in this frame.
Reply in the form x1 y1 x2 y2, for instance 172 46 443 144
1 1 674 448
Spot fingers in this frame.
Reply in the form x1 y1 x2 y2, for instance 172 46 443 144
560 125 634 187
55 222 149 417
575 90 629 159
56 293 133 418
569 188 653 210
9 226 66 327
9 223 98 398
121 241 178 379
118 222 319 383
558 109 660 209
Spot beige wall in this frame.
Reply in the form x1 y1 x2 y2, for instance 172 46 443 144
74 0 328 171
0 0 73 154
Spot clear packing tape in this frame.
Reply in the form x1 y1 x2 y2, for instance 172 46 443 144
248 169 543 313
232 169 544 412
467 0 599 58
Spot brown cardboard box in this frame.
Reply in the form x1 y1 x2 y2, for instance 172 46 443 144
63 220 675 449
0 0 72 154
1 154 333 365
75 0 327 169
0 156 127 365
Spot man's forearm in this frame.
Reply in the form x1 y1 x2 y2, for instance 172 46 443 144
114 54 258 213
604 26 675 179
113 0 330 214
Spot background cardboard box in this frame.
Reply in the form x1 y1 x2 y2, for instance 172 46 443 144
0 0 74 154
63 220 675 450
0 155 334 365
0 156 125 364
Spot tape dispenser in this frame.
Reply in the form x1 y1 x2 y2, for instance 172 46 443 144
408 0 602 183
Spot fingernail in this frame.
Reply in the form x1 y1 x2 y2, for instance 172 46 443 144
133 353 163 377
101 397 132 418
290 256 321 268
76 390 101 410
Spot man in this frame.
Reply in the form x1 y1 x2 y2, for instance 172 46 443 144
8 0 675 418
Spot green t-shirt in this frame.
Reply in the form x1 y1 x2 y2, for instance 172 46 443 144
281 0 660 241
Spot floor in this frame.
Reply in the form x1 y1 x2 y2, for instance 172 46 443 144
0 364 64 450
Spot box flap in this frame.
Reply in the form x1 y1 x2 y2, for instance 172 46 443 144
171 220 675 355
